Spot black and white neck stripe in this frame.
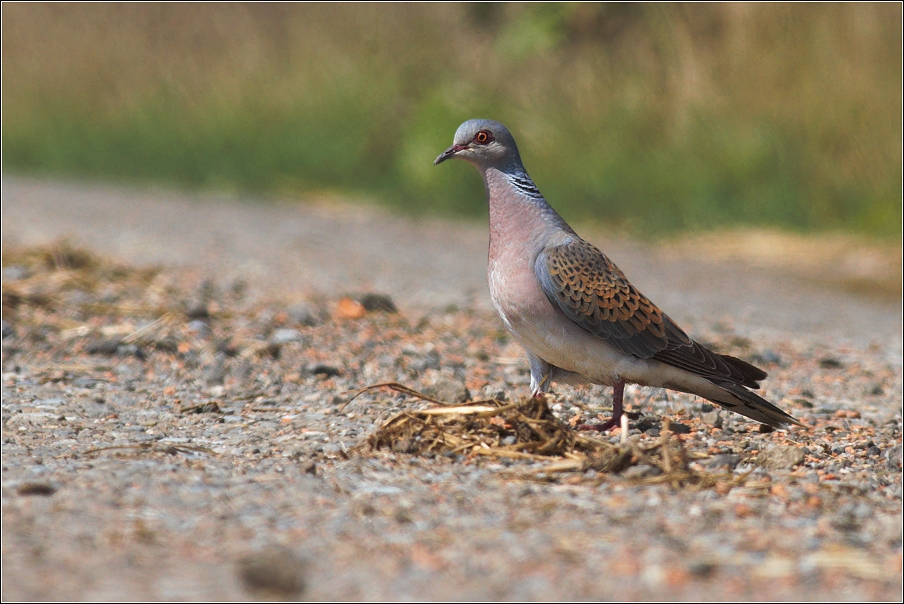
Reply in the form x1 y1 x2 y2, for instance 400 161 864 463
506 171 545 201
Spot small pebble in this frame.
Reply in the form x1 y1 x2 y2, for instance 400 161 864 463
270 328 302 345
757 445 805 470
622 464 662 480
701 410 723 428
72 377 99 389
423 374 470 403
3 265 30 280
187 319 210 337
705 454 741 470
482 384 508 401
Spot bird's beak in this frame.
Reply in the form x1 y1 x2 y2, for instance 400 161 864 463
434 143 468 166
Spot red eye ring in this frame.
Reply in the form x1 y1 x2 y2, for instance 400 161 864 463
474 130 494 145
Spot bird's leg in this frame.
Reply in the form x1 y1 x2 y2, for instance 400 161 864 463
531 373 552 399
527 353 552 398
579 380 625 432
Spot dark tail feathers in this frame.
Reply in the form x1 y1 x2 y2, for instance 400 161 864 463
707 378 802 429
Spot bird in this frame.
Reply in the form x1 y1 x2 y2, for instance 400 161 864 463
434 119 801 431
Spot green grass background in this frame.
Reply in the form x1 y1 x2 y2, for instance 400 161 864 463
2 4 901 237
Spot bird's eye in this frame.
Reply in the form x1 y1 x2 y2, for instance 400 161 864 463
474 130 494 145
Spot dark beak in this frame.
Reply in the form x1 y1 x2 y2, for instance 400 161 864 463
434 143 468 165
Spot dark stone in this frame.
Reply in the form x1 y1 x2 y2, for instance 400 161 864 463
85 338 121 355
17 481 56 496
1 320 15 339
819 357 844 369
230 279 247 299
358 293 397 313
152 336 180 353
306 364 342 378
665 421 691 435
634 417 661 432
687 560 718 578
237 546 306 597
759 424 775 434
185 301 210 320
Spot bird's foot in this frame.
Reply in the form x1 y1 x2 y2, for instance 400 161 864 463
578 409 637 432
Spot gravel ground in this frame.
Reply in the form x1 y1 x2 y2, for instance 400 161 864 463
2 177 902 600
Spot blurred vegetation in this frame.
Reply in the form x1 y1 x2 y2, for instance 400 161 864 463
2 4 901 237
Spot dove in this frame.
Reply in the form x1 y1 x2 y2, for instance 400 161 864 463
435 119 800 430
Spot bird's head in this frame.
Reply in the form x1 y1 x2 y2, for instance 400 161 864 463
434 119 523 171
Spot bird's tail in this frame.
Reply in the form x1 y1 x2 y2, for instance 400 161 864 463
719 354 767 388
705 378 803 429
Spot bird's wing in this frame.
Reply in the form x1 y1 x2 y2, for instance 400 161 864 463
535 238 672 358
535 238 766 388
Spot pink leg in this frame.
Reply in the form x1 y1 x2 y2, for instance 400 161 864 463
579 380 625 432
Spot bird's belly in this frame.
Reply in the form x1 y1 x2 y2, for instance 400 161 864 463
489 262 651 387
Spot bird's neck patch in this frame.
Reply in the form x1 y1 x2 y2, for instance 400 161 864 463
505 171 545 201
